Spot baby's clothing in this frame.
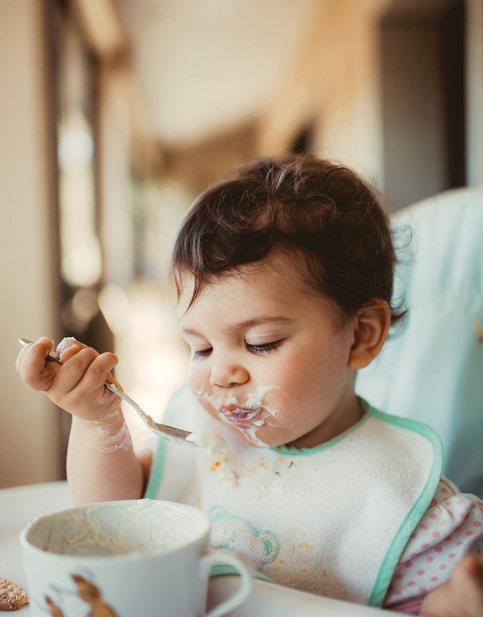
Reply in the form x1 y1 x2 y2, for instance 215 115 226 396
384 476 483 614
145 386 483 612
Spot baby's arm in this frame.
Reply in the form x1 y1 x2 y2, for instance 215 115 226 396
66 410 149 505
16 337 148 504
419 554 483 617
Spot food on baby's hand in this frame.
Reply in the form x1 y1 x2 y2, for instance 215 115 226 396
0 577 29 611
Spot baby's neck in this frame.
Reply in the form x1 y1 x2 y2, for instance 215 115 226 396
286 395 363 449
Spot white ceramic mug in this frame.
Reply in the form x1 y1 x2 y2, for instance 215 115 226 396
20 499 253 617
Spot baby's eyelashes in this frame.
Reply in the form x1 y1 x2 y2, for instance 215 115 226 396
192 339 285 360
246 340 284 354
193 347 213 359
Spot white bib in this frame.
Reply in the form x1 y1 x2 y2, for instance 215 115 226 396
146 386 442 606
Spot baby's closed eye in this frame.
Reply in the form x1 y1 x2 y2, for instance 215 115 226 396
193 347 213 359
246 340 284 354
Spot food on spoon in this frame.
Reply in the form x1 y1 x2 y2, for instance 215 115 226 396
0 577 29 611
186 430 227 455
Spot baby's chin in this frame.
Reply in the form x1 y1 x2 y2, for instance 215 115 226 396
195 396 294 449
231 428 270 449
197 404 267 448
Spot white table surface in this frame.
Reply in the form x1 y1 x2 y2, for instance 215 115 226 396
0 481 390 616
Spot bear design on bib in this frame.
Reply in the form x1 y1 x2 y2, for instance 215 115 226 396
209 505 280 571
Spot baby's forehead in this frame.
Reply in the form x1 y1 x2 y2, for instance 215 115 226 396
176 258 334 326
176 255 304 304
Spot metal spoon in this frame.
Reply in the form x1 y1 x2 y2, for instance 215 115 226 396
18 338 197 448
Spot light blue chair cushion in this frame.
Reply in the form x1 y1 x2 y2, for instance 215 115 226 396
356 187 483 497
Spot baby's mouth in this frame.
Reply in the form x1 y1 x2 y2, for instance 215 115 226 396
218 404 262 425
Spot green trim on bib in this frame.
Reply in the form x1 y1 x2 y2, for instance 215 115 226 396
144 438 168 499
210 564 276 583
273 398 373 457
143 387 181 499
368 408 443 607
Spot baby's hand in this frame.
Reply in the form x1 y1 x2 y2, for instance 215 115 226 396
16 337 120 423
420 553 483 617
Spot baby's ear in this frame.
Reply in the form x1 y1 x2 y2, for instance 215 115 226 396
348 300 391 370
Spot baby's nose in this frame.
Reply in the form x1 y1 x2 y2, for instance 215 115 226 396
209 360 249 388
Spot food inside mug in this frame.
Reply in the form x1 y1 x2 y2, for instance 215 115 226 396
25 499 209 558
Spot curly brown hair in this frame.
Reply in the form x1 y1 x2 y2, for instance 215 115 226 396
171 154 405 326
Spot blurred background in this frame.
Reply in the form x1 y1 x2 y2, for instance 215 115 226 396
1 0 482 488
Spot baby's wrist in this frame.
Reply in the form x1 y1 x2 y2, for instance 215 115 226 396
75 408 132 453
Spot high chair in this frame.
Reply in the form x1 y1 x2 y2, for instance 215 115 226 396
356 186 483 498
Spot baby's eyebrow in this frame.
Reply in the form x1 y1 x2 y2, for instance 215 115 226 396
223 316 294 333
181 315 293 337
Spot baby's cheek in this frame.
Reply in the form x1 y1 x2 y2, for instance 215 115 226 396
189 364 208 391
197 399 223 429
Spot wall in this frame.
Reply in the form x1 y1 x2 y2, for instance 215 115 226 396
0 0 63 488
380 23 448 208
256 0 390 185
312 0 388 183
466 0 483 185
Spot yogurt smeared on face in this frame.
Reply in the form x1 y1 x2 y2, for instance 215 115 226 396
196 385 280 447
218 404 260 425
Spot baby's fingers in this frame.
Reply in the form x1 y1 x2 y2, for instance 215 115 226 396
46 347 113 394
52 347 119 395
80 352 119 392
16 337 60 391
451 554 483 616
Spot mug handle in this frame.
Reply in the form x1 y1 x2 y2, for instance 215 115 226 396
200 549 253 617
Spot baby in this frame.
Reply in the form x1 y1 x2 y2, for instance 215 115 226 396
17 155 483 615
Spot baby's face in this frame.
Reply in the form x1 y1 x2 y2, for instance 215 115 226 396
178 254 362 449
